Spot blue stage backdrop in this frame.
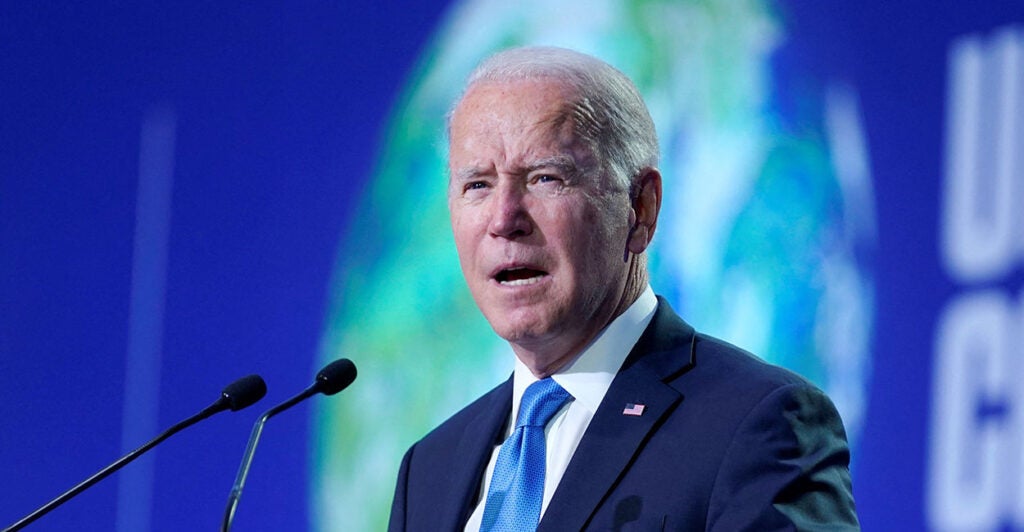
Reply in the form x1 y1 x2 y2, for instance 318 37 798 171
2 2 1022 531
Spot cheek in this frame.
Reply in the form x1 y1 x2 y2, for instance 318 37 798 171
554 209 607 273
451 211 497 285
569 202 630 273
574 199 625 245
449 212 477 267
449 202 477 238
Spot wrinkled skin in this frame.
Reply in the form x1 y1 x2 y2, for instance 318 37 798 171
447 78 661 377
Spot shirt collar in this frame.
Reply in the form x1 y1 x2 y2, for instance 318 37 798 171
511 286 658 423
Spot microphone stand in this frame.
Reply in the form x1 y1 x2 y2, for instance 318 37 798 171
220 359 355 531
220 386 319 532
6 402 225 532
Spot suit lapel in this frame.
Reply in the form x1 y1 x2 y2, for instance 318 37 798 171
538 299 697 531
437 377 513 531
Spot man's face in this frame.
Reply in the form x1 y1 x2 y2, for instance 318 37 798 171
447 79 634 361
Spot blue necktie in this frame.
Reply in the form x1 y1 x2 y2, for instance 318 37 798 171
480 378 572 532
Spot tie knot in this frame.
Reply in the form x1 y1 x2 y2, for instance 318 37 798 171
517 378 571 429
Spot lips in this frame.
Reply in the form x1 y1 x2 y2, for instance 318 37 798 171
494 266 549 286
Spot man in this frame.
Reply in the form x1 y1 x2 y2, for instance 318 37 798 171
388 46 858 531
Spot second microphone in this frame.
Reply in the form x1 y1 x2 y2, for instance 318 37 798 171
221 358 357 532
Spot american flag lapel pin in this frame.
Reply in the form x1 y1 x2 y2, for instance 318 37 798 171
622 403 645 416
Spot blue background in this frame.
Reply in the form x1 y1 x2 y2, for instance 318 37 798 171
2 1 1022 531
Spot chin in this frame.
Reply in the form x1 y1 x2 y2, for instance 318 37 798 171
484 310 547 342
490 320 544 344
488 308 571 347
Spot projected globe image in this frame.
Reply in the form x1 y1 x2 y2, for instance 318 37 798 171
313 1 875 529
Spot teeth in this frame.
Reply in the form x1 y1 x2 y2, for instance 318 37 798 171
500 276 544 286
495 266 547 285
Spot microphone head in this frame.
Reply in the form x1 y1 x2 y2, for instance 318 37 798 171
221 374 268 411
315 358 357 396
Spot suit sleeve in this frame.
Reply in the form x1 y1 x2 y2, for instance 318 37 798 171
706 383 860 531
388 444 414 532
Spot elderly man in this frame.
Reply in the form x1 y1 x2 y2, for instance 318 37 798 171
388 47 858 531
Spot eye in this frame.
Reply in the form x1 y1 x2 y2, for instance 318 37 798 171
464 181 489 192
534 173 562 184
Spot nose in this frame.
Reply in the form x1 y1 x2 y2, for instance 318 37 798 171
488 182 533 239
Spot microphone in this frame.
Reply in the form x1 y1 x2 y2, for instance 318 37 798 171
221 358 356 532
5 374 267 532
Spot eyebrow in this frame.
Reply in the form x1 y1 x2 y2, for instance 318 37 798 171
523 155 579 176
452 155 580 183
451 166 488 183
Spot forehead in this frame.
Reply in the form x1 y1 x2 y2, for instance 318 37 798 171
452 79 573 133
456 76 575 114
448 79 592 168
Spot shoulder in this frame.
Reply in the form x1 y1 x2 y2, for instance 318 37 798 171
641 296 818 402
689 332 813 393
674 330 844 443
670 332 857 528
640 297 811 385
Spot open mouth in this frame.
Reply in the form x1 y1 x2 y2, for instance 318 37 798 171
495 267 548 286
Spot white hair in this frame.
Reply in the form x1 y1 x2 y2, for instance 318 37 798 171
452 46 659 193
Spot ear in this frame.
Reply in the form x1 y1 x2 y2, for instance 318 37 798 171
627 167 662 255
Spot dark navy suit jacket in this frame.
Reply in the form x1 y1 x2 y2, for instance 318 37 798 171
388 298 859 531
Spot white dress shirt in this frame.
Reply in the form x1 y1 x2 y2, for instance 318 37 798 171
464 286 658 531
